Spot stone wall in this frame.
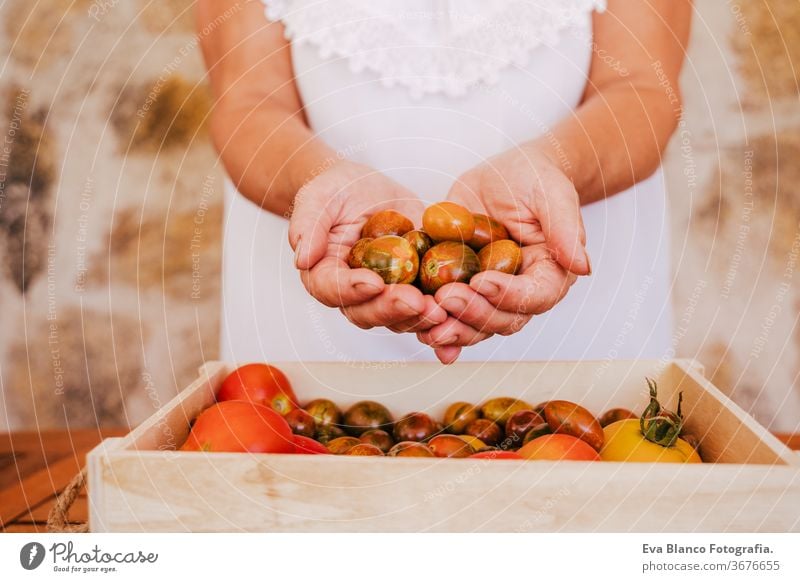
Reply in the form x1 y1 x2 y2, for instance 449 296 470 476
0 1 798 432
664 0 800 432
0 0 222 430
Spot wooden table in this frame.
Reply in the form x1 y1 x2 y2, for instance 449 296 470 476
1 429 799 533
0 429 127 532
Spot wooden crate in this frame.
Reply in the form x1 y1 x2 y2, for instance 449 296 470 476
87 360 800 532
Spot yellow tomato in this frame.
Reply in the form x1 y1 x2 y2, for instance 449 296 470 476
459 435 487 451
600 419 702 463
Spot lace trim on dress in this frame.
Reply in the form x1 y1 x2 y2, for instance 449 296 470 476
261 0 606 98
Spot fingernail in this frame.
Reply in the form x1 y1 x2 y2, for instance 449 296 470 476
435 336 458 346
441 297 466 314
395 298 419 317
583 248 592 276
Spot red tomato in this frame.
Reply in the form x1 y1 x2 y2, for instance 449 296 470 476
292 435 331 455
217 363 298 415
469 451 523 460
518 434 600 461
180 401 295 454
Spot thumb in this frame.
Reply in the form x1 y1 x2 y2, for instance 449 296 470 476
445 170 484 212
533 177 590 276
288 185 334 270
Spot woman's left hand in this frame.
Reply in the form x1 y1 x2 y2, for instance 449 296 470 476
417 145 592 363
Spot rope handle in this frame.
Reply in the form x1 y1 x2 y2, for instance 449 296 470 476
47 467 89 533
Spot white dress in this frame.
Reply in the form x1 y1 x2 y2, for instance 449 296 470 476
220 0 673 364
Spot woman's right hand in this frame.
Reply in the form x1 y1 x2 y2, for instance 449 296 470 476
289 161 447 334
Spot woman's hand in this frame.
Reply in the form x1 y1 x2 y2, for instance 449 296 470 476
289 161 447 333
417 146 591 363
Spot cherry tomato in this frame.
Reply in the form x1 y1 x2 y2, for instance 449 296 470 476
346 443 385 456
285 408 316 438
521 422 552 446
181 401 295 454
419 242 480 294
442 401 481 434
598 408 638 427
478 239 522 274
468 214 509 250
315 424 346 444
327 436 361 454
393 412 438 442
480 397 533 425
428 434 475 458
463 418 503 447
343 401 394 436
304 399 342 427
422 202 475 242
388 441 435 457
347 237 374 269
359 429 394 453
458 435 487 451
217 363 298 415
504 410 545 445
543 400 604 451
362 235 419 284
361 210 414 239
403 230 433 257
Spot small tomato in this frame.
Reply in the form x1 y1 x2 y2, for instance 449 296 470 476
293 434 330 455
181 401 295 454
600 419 702 463
518 433 600 461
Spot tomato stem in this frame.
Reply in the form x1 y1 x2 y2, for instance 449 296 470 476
639 378 685 448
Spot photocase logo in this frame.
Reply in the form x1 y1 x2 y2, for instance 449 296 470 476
20 542 46 570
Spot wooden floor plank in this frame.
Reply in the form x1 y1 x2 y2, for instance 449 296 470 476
777 433 800 451
0 429 126 490
2 523 46 533
0 446 92 529
24 493 88 524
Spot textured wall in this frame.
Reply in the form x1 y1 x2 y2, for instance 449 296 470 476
0 0 222 431
663 0 800 432
0 1 798 432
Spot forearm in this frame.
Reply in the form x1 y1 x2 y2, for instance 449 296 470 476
211 99 336 216
198 0 336 217
530 0 690 206
532 82 680 205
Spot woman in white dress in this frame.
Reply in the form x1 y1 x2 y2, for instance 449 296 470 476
198 0 691 365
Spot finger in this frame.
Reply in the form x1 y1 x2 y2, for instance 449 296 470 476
434 346 462 365
300 258 384 308
387 296 448 333
444 170 485 212
417 316 493 348
388 196 426 227
531 170 590 275
435 283 532 336
469 258 576 315
341 284 429 329
288 185 339 270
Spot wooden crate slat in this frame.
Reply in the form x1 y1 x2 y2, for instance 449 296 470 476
87 360 800 533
